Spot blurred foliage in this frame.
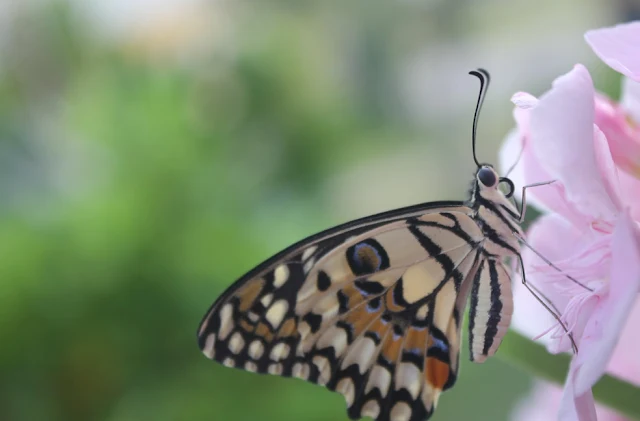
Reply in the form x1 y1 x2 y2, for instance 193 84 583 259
0 2 575 421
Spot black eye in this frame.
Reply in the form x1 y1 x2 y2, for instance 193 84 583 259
478 167 497 187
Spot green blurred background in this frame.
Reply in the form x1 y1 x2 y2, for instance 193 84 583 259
0 1 631 420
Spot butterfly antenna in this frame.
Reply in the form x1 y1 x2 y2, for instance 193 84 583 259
469 68 491 168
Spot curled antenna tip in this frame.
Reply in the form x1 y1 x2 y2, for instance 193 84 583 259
469 68 491 82
469 68 491 168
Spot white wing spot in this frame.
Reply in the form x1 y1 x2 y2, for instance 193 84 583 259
312 355 332 385
416 304 429 321
228 332 245 354
298 321 311 340
222 357 235 368
342 336 376 373
260 293 274 308
361 400 380 419
244 361 258 372
302 246 317 261
202 333 216 359
396 362 422 399
292 362 310 380
316 326 348 357
218 304 234 340
248 312 260 322
270 342 291 361
366 365 391 396
336 378 355 407
266 300 289 328
248 340 264 360
268 363 283 375
390 401 412 421
273 265 290 288
303 257 316 274
422 382 442 409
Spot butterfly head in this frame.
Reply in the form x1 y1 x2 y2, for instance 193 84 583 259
467 69 519 224
472 164 514 202
476 165 514 197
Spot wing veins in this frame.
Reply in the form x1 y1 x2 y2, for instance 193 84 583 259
202 205 470 318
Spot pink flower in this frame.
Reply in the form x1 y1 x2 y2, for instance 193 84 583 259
511 381 629 421
512 301 640 421
499 21 640 420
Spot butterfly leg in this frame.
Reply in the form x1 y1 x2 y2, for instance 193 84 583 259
516 253 578 354
517 180 556 223
515 232 592 292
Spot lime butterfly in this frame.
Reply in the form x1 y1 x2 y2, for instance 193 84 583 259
197 69 549 421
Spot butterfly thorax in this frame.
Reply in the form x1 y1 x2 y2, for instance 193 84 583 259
468 166 523 258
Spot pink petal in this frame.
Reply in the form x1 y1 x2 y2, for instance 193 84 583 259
499 128 527 191
617 169 640 222
585 21 640 81
574 212 640 393
512 91 539 109
498 94 549 209
521 136 591 227
594 92 640 179
501 93 593 225
559 359 597 421
621 77 640 124
499 92 539 189
513 381 628 421
606 297 640 386
530 64 619 221
592 126 622 212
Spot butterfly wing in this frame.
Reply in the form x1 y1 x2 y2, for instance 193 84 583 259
467 258 514 363
197 202 485 421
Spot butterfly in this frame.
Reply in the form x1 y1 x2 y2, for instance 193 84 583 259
197 69 529 421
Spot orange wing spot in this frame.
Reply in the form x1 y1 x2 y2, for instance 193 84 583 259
277 318 297 338
404 327 428 359
383 288 405 313
426 357 450 390
239 319 254 332
236 279 266 312
364 316 390 343
255 322 275 342
341 284 367 309
380 331 403 363
343 305 378 337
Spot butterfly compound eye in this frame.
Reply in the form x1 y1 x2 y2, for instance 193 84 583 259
478 166 497 187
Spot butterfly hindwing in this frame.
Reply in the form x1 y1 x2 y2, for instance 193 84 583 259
198 205 489 421
468 258 514 363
